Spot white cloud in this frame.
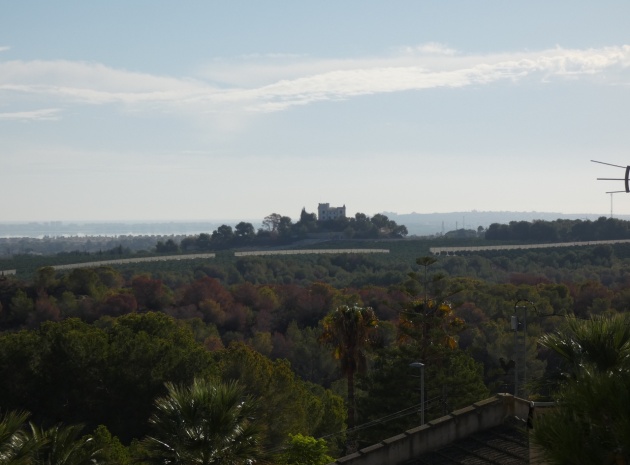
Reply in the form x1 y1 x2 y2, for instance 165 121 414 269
239 45 630 111
0 108 61 121
1 45 629 115
0 59 217 106
399 42 458 56
0 46 10 53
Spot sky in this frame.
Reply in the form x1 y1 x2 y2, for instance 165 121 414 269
2 1 630 223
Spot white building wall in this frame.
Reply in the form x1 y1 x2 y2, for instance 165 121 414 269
318 203 346 221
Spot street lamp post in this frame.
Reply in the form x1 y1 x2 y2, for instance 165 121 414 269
409 362 425 425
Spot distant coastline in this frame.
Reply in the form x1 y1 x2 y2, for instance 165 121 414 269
0 220 257 239
1 211 625 239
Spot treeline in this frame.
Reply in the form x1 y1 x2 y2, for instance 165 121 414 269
158 209 408 253
484 216 630 242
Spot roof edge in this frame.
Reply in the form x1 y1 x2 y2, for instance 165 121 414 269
332 394 531 465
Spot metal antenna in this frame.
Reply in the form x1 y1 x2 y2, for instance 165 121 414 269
592 160 630 193
592 160 627 169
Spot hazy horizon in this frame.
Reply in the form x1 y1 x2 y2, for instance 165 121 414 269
0 208 624 225
2 210 628 240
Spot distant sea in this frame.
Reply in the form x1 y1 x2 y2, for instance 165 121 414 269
0 221 256 239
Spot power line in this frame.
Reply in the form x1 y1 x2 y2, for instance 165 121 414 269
317 395 444 443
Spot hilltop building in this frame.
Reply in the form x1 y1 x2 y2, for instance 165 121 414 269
318 203 346 221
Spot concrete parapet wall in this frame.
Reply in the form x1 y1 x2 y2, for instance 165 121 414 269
331 394 530 465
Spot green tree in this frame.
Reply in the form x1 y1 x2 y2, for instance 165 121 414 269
8 289 34 327
90 425 131 465
197 233 213 251
390 224 408 238
34 267 58 293
372 214 390 228
142 378 264 465
276 322 338 387
0 314 216 444
533 315 630 465
278 434 333 465
320 305 378 432
96 313 216 442
214 343 338 450
262 213 282 233
298 208 318 232
278 216 293 239
212 225 234 247
234 222 256 244
349 214 376 238
156 239 179 254
63 269 106 300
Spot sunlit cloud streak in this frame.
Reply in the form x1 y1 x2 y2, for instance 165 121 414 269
1 45 629 115
0 108 61 121
242 45 630 111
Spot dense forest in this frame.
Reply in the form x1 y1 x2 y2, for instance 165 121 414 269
2 217 630 463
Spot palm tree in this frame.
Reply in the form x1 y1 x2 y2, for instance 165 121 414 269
320 305 378 432
143 378 264 465
533 314 630 465
539 313 630 377
1 411 104 465
29 423 103 465
0 410 36 465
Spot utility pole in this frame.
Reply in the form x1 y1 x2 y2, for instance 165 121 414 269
410 362 425 425
512 300 536 398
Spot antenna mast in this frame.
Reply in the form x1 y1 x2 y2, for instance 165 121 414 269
611 192 614 219
592 160 630 194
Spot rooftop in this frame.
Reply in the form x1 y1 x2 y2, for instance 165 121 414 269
408 418 528 465
331 394 538 465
